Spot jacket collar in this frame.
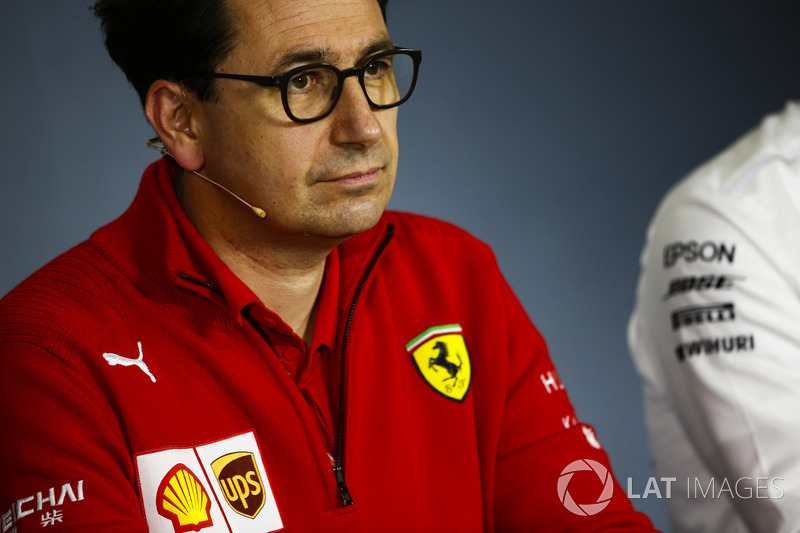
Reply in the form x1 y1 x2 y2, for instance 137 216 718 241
89 157 394 324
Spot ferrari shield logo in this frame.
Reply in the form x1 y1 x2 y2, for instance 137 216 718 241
407 324 471 402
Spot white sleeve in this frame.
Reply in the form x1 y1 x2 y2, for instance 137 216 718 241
628 173 800 533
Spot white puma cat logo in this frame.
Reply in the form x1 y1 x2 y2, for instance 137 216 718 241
103 342 156 383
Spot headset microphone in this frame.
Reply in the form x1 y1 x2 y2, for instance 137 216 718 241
146 137 267 219
185 168 267 219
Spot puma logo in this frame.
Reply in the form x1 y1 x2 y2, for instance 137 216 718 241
103 342 156 383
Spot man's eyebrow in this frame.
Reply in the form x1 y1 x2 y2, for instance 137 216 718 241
274 38 395 73
359 38 396 61
274 49 340 73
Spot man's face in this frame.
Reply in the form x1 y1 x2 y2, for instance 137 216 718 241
195 0 398 243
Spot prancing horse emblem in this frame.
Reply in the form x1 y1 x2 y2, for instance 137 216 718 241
103 342 156 383
429 341 462 384
407 325 472 402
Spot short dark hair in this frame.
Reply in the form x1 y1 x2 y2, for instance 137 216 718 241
93 0 389 107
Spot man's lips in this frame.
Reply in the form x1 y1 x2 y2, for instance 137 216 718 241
321 167 383 185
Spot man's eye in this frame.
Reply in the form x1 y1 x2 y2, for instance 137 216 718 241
289 73 312 90
364 60 390 78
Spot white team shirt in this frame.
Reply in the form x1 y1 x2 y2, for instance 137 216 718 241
629 100 800 533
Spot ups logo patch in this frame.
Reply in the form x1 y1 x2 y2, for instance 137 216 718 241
212 452 265 519
407 324 472 402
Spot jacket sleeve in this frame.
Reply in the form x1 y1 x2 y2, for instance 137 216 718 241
492 271 658 531
0 341 148 532
628 185 800 532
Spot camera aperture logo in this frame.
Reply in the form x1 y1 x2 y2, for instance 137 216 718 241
557 459 614 516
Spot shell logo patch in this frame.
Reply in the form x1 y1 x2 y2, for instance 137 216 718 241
157 464 214 532
136 431 282 533
212 453 265 519
407 324 472 402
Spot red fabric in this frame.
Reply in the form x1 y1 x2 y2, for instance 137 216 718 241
0 158 657 531
173 177 342 454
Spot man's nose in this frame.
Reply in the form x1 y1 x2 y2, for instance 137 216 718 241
329 77 383 148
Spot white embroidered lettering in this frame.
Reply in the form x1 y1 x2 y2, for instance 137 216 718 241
56 483 77 506
2 509 14 532
41 509 63 527
540 371 564 394
36 488 56 511
16 496 34 519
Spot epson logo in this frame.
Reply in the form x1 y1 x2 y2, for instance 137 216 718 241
663 275 744 300
663 241 736 268
671 303 735 331
675 335 755 362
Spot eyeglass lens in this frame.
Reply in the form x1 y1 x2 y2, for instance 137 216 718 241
287 52 415 121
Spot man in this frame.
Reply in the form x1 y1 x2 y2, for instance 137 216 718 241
629 101 800 532
0 0 655 531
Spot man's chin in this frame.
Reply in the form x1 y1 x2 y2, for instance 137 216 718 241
317 202 387 241
333 214 386 240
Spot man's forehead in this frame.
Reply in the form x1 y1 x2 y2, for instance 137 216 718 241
227 0 389 68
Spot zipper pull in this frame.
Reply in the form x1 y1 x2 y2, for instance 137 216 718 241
333 465 354 506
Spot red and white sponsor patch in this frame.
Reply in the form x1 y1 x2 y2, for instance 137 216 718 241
136 431 282 533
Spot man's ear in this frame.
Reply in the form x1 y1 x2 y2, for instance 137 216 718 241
145 80 204 171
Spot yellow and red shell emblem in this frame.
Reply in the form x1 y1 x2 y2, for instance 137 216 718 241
156 463 214 532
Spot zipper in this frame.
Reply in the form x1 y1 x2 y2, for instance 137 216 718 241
177 224 396 508
178 272 224 296
333 224 394 506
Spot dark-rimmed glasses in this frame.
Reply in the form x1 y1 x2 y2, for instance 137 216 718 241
205 48 422 123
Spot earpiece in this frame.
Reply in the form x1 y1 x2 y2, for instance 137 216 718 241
146 137 266 219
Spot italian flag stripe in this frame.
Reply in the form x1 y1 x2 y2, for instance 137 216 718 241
406 324 463 352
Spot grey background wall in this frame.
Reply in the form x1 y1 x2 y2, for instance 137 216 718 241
2 2 799 530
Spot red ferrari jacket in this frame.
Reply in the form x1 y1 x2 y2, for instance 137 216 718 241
0 159 655 532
